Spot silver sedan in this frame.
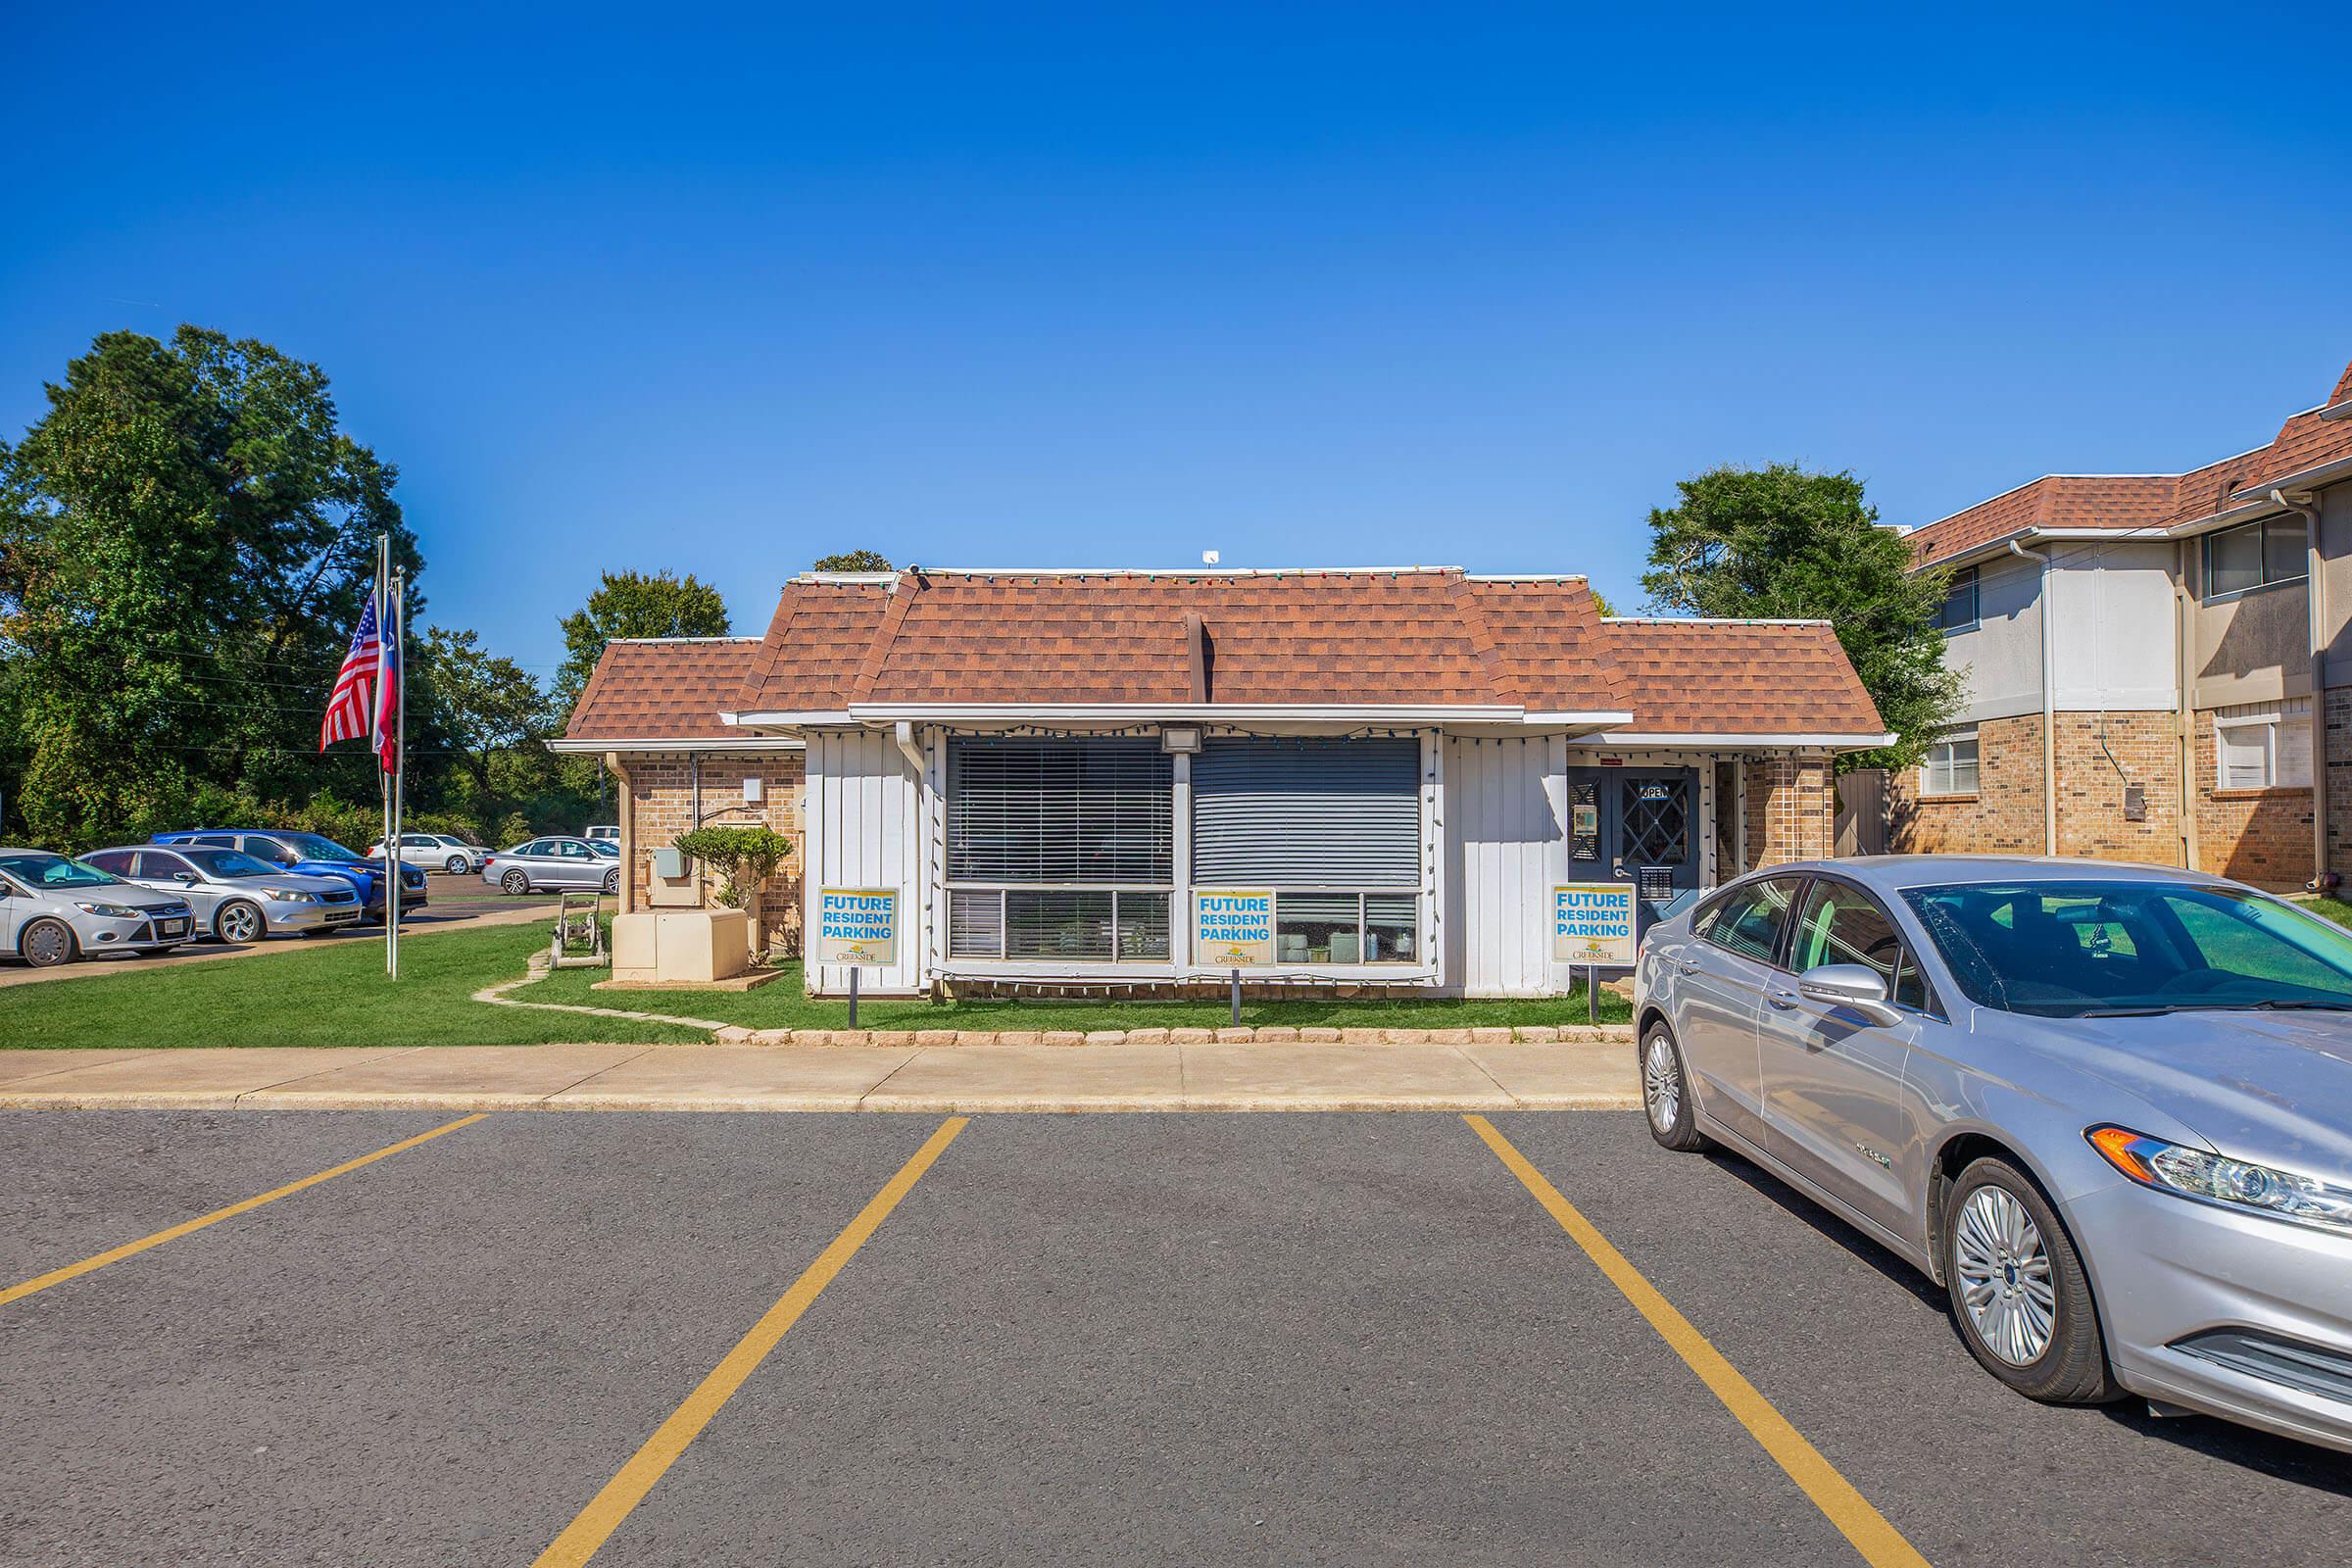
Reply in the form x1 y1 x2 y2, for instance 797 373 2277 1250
1636 855 2352 1453
481 836 620 895
0 848 194 965
83 845 364 942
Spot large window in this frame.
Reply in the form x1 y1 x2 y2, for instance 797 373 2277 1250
1194 738 1422 965
946 738 1174 961
2213 698 2312 792
1920 730 1980 797
2203 514 2307 600
1934 564 1980 634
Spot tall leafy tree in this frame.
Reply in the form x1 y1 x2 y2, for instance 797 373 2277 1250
1640 465 1960 770
0 327 417 845
416 626 550 801
554 569 730 710
811 549 893 571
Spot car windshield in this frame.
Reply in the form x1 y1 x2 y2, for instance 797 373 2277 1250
0 853 121 889
1902 880 2352 1017
586 840 618 857
183 849 278 879
277 833 362 862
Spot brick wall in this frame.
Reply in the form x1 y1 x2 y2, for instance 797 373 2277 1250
617 751 808 955
1742 753 1837 867
2191 710 2312 891
2053 712 2180 865
1887 712 2045 855
2328 687 2352 882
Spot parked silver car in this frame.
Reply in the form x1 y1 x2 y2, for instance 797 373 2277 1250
0 848 195 966
368 832 488 874
83 845 363 943
1636 856 2352 1453
481 836 621 895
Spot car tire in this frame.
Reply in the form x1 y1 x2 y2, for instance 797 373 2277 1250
1943 1156 2122 1404
1639 1020 1712 1152
20 916 77 968
603 867 620 895
445 855 467 874
215 900 265 945
502 868 531 895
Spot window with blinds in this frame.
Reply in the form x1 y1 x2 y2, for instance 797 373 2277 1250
1920 732 1980 797
946 738 1174 962
1191 738 1419 885
2213 699 2311 792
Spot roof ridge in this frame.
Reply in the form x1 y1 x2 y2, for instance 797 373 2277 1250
847 569 920 705
1444 570 1523 709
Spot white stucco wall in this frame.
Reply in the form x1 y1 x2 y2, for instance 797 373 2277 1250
2046 539 2180 713
1939 550 2044 723
804 727 929 996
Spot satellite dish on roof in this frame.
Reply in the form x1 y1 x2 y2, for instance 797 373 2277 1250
1201 550 1220 565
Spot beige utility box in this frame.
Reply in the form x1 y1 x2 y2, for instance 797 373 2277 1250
610 908 750 984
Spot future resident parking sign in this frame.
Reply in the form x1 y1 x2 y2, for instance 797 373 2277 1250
1195 889 1276 965
1551 884 1636 966
816 887 899 966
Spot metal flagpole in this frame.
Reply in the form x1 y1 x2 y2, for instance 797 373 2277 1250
376 536 396 979
388 564 407 980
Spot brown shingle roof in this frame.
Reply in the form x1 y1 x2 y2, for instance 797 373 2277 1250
1906 357 2352 568
564 638 763 743
1599 620 1885 737
561 568 1888 744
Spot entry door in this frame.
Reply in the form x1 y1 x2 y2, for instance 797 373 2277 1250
1564 767 1698 919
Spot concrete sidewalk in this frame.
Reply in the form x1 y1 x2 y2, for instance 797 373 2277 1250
0 1039 1639 1112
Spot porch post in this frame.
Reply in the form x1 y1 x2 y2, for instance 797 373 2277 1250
1170 748 1193 974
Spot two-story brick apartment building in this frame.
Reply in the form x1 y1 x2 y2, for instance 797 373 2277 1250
1891 358 2352 889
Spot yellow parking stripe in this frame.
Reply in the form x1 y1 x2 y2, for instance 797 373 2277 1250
0 1112 488 1308
532 1115 969 1568
1464 1115 1932 1568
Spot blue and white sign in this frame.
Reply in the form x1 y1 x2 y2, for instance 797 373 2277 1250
817 887 899 966
1552 884 1636 965
1196 888 1276 966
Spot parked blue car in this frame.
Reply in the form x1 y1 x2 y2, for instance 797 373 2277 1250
150 829 427 922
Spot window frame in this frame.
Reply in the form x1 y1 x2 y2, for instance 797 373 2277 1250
1698 873 1808 970
1919 730 1981 798
1934 564 1981 635
2212 698 2313 793
1787 872 1939 1017
2201 514 2309 604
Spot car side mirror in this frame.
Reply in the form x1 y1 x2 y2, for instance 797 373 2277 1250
174 870 200 884
1798 963 1903 1026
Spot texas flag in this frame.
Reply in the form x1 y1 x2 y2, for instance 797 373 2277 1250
371 582 401 774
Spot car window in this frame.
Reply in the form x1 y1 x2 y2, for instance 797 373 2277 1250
1790 880 1923 1008
184 848 274 879
1904 880 2352 1016
193 833 238 850
139 851 195 880
83 850 134 875
1702 877 1801 965
517 840 546 856
558 841 588 858
240 836 296 864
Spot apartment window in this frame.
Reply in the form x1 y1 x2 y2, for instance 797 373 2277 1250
1934 565 1980 634
2203 515 2307 600
1194 738 1423 965
2213 698 2312 792
946 737 1173 961
1920 731 1981 797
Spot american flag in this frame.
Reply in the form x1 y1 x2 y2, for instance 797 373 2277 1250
320 588 382 754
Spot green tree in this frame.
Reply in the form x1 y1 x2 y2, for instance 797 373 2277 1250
812 549 893 571
1587 588 1617 617
416 626 550 801
0 327 417 846
1639 465 1960 770
554 569 730 711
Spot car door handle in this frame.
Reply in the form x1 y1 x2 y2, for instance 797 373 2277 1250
1674 956 1700 974
1766 988 1798 1009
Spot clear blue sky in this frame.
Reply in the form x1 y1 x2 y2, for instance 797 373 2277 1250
6 3 2348 674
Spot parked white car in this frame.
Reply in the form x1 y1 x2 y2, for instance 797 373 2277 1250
368 832 488 874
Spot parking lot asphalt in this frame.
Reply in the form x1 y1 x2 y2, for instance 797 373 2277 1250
2 1109 2347 1567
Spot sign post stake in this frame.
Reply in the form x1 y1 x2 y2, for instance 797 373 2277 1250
1230 967 1242 1027
848 965 859 1031
1588 962 1597 1028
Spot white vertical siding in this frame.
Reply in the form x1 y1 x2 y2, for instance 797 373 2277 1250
1444 734 1568 997
805 728 926 996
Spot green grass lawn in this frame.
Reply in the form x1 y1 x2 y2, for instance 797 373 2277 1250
0 921 1630 1049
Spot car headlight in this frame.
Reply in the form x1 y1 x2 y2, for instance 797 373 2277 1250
266 888 321 904
2089 1126 2352 1239
74 901 143 919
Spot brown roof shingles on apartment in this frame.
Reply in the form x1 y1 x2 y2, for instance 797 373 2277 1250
563 638 764 743
1905 356 2352 568
561 567 1888 744
1600 620 1885 737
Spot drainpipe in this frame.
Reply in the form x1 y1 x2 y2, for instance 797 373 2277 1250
2275 487 2329 889
2010 539 2058 856
891 719 927 778
2176 543 2200 871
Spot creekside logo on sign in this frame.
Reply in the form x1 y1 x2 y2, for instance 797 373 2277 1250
816 887 899 966
1552 884 1636 966
1195 889 1276 966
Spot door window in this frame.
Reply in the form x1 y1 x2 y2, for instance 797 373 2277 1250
1702 877 1801 965
1790 881 1924 1008
83 850 134 875
1620 777 1690 867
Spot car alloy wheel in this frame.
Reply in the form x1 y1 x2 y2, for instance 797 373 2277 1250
216 901 265 945
502 868 530 895
445 855 467 874
21 916 76 967
603 867 620 895
1952 1186 2056 1366
1643 1036 1681 1133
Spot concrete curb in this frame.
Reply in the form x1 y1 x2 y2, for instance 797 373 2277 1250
705 1024 1636 1046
